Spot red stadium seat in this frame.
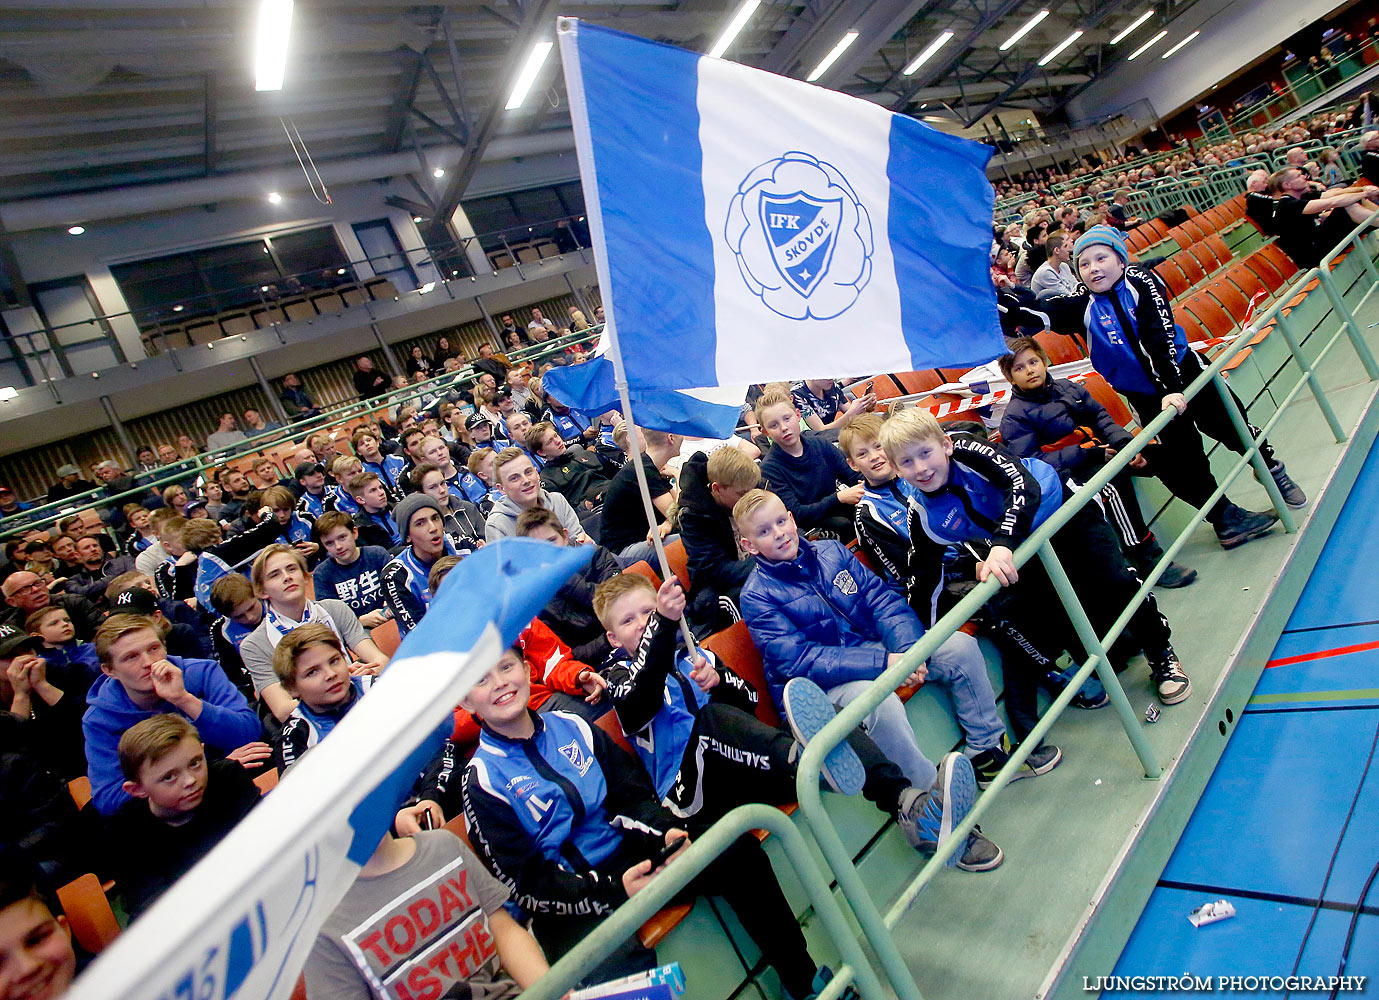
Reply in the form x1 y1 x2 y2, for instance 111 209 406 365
1034 331 1085 365
1156 259 1190 298
1206 278 1252 324
1081 373 1136 428
1175 251 1207 287
703 621 780 727
1180 291 1238 340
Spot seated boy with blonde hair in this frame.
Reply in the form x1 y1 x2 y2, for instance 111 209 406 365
676 444 761 616
107 714 260 916
736 488 1022 870
877 408 1190 725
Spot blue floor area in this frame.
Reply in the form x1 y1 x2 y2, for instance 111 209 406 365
1109 442 1379 993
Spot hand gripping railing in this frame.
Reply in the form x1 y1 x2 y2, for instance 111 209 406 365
787 231 1379 1000
515 803 887 1000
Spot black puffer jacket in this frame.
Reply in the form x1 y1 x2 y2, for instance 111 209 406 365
999 376 1132 480
677 451 754 603
537 543 622 666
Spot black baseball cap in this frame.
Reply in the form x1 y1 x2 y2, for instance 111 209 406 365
0 624 41 658
112 587 160 615
465 413 490 430
294 461 326 479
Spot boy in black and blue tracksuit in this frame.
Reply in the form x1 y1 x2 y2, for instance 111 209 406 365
379 495 459 636
999 225 1304 549
879 410 1191 713
459 646 833 999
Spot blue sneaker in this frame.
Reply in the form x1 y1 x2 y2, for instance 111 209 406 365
783 966 859 1000
782 677 864 795
897 752 979 867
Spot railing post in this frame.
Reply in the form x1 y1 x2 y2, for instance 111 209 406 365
1272 310 1347 443
1317 267 1379 379
1211 371 1296 531
1034 543 1162 779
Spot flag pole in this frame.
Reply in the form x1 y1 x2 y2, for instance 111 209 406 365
604 325 702 658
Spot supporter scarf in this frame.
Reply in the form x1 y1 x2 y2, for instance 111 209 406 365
262 600 347 650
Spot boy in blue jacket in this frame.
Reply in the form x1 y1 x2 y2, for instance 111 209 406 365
998 337 1196 589
83 612 263 815
999 225 1302 549
594 571 986 867
736 490 1049 815
878 409 1191 726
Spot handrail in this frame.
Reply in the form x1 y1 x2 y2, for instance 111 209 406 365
786 207 1379 999
0 327 597 537
514 803 888 1000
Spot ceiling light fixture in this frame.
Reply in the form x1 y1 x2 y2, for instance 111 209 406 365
505 40 554 110
432 167 445 178
412 215 423 223
806 29 859 82
1126 28 1166 59
904 30 955 75
254 0 293 92
999 10 1049 51
707 0 761 59
67 225 85 235
1110 9 1155 44
0 387 17 401
267 192 282 204
1038 29 1084 66
1160 30 1199 59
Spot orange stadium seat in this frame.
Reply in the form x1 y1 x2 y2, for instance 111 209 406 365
703 621 780 727
1243 250 1289 293
1081 373 1136 429
1206 278 1252 325
1186 242 1220 276
1175 251 1207 287
1156 259 1190 298
1180 291 1238 340
1034 331 1085 365
1257 243 1300 281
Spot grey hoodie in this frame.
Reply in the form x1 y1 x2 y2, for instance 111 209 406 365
484 488 584 542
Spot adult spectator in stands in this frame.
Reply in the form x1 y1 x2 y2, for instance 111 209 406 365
134 445 159 476
1244 169 1277 235
499 313 522 342
1031 233 1079 300
93 460 142 513
156 443 179 467
1014 222 1048 285
216 467 254 523
1267 168 1379 267
65 537 135 603
57 515 115 556
1105 190 1138 231
205 413 248 453
0 485 32 522
352 355 389 399
176 434 201 460
1 571 102 639
1360 131 1379 186
472 342 509 383
599 424 679 565
485 448 585 542
434 334 459 363
527 308 553 336
241 408 282 437
45 464 95 505
405 344 434 378
278 372 321 420
568 305 590 331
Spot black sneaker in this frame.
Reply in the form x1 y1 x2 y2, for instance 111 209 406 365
970 736 1063 790
1258 460 1307 508
956 826 1004 872
1153 560 1198 588
1147 650 1192 705
1214 504 1279 549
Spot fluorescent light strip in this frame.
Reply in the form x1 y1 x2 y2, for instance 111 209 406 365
1160 30 1199 59
904 29 955 75
806 29 859 81
999 9 1049 51
1109 9 1154 45
254 0 293 92
1038 29 1084 66
505 40 554 110
1126 29 1167 60
707 0 761 59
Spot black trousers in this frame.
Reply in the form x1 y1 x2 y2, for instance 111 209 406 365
985 502 1173 741
1122 351 1273 524
538 834 817 997
665 702 911 832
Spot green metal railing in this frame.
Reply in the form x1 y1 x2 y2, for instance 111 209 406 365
517 209 1379 999
0 327 595 539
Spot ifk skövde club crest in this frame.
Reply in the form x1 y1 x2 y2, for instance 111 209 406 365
725 151 874 320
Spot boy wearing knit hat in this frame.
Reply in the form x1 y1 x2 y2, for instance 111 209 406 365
379 493 459 636
1000 224 1303 551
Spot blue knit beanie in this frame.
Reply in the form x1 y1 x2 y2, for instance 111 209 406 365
1073 225 1128 265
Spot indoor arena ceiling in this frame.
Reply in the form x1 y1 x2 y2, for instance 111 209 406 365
0 0 1211 209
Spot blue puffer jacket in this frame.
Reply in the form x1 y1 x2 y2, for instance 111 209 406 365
740 538 923 708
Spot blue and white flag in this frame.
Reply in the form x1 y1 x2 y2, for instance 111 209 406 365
558 19 1005 392
543 333 747 439
66 539 592 1000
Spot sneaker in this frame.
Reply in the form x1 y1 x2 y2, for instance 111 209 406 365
1259 460 1308 508
896 752 977 866
1132 541 1197 589
782 677 864 795
1147 650 1192 705
956 826 1005 872
970 736 1064 789
1214 504 1279 549
1047 664 1110 709
1153 560 1198 588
